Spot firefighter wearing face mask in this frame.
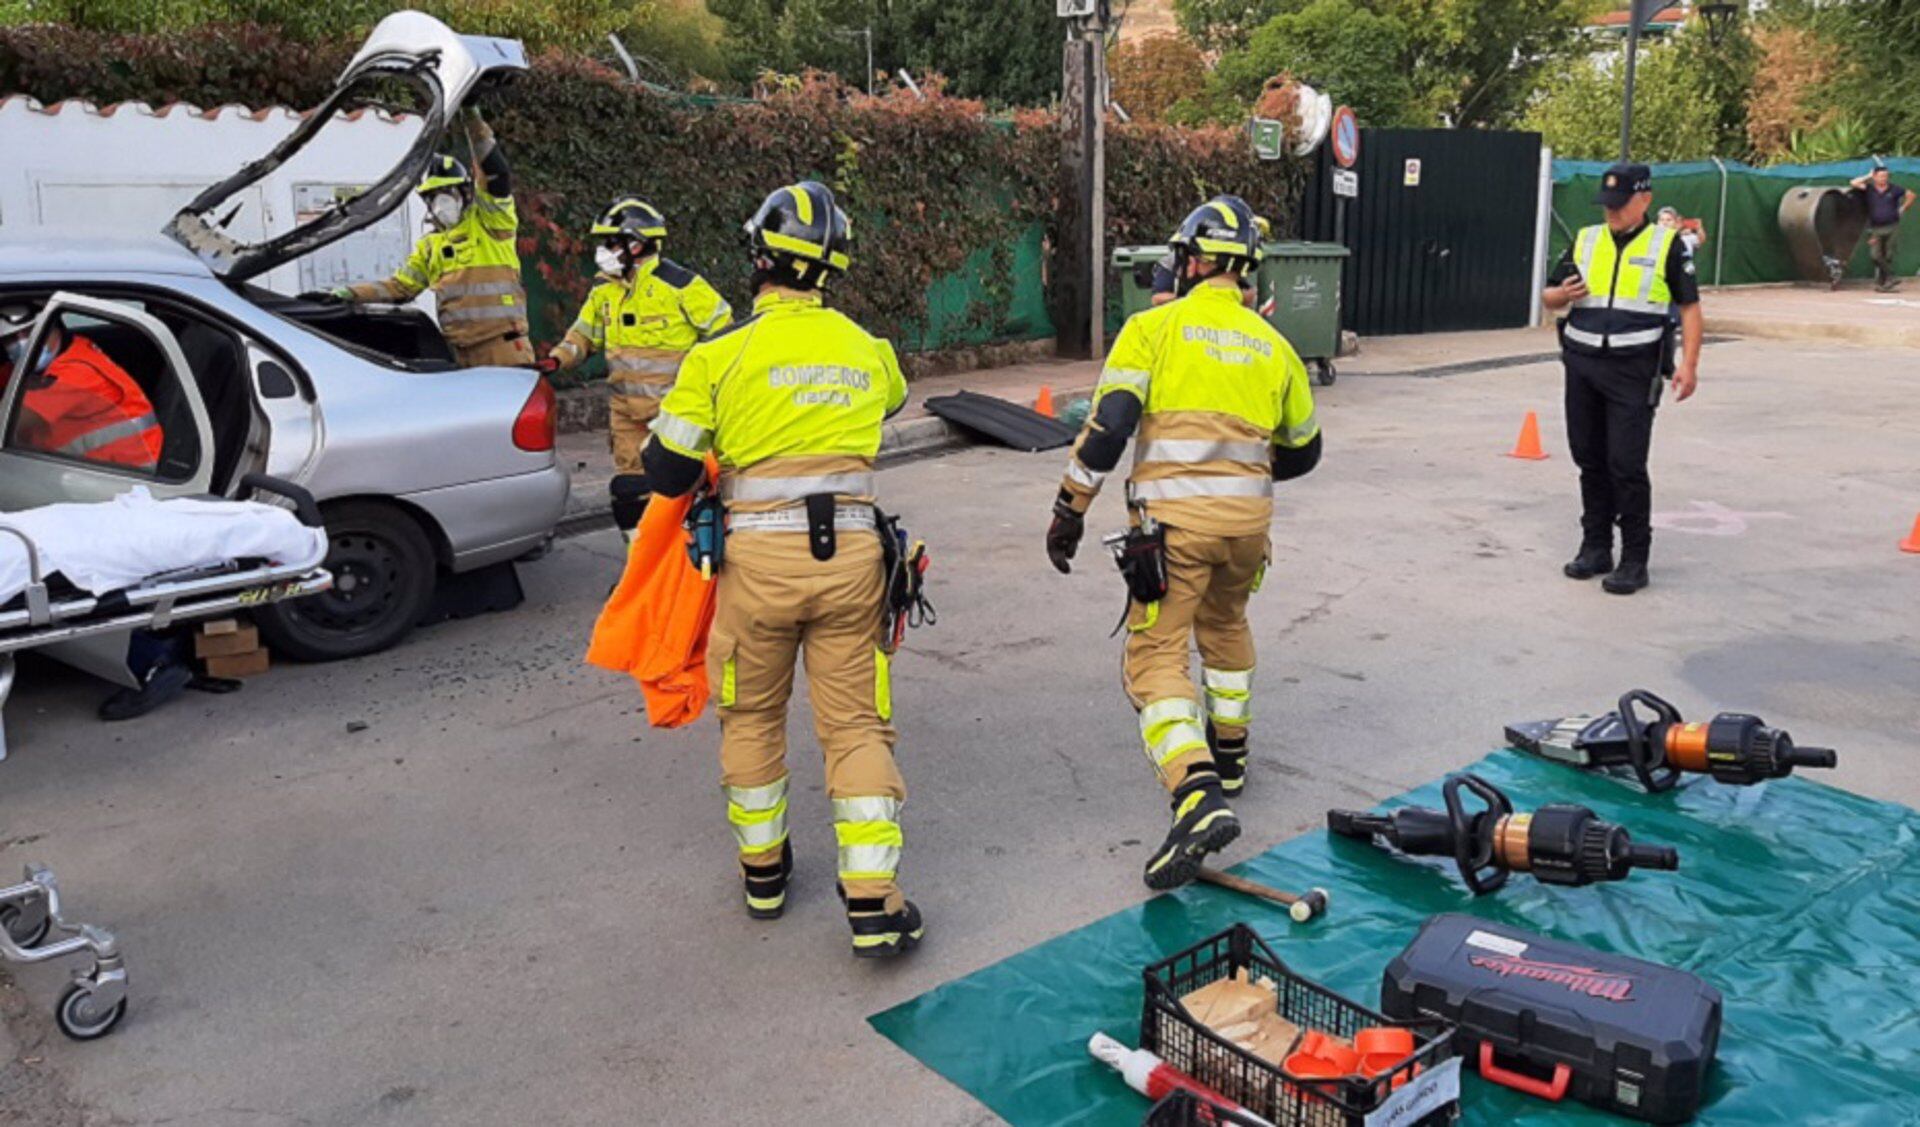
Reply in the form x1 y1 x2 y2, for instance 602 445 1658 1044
1046 195 1322 891
640 181 924 959
539 197 733 540
315 108 533 369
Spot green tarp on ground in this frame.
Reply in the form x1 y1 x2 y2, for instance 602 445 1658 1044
870 750 1920 1126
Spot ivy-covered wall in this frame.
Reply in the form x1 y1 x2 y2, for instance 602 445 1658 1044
1 24 1310 372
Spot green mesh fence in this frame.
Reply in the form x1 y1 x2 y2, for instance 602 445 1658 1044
1550 157 1920 285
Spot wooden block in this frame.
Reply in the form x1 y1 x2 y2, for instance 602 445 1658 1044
194 625 260 659
203 649 270 679
1182 973 1278 1032
200 618 241 636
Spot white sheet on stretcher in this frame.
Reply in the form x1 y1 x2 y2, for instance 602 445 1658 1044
0 487 328 606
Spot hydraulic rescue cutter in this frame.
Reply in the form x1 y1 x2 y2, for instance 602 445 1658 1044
1507 689 1838 793
1327 773 1679 895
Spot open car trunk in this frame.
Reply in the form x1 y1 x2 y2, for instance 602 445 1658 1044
242 285 459 369
163 10 526 283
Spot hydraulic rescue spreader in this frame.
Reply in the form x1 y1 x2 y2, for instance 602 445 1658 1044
1506 689 1838 793
1328 773 1679 895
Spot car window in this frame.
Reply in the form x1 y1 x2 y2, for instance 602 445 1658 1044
3 304 202 482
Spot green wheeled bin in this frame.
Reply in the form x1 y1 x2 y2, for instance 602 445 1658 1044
1257 241 1348 386
1111 244 1170 322
1111 242 1349 386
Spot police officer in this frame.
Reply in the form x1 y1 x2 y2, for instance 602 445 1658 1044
641 181 924 958
1045 196 1321 890
1544 162 1701 595
315 108 533 369
540 197 732 541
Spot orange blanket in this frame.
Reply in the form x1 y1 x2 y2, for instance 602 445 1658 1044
585 464 717 728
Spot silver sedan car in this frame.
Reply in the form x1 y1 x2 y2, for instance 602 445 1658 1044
0 13 567 662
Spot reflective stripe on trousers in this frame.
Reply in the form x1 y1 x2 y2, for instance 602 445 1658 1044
1129 476 1272 502
725 776 790 853
55 413 160 457
723 472 877 503
1139 697 1209 770
1202 666 1253 727
727 506 877 534
832 796 902 881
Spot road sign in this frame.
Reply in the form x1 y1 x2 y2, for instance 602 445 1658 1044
1332 168 1359 198
1403 158 1422 187
1331 106 1359 169
1250 118 1286 161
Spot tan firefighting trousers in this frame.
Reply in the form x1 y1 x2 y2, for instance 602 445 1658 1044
455 332 536 369
708 531 907 910
609 393 661 474
1123 526 1265 792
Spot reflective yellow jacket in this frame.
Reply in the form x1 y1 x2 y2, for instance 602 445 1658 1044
1060 279 1318 538
651 289 908 513
551 257 734 399
346 188 526 351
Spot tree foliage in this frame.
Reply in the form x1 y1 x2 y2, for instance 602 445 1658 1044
1521 35 1719 162
1 0 642 51
1745 21 1839 162
1203 0 1418 128
1175 0 1599 128
706 0 1062 106
1783 0 1920 155
1108 33 1208 123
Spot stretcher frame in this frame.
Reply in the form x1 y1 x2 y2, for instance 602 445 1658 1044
0 475 334 761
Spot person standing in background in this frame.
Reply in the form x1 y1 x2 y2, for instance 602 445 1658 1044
1851 165 1912 292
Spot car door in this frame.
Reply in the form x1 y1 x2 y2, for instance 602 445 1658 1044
245 339 321 484
0 291 215 511
164 10 526 282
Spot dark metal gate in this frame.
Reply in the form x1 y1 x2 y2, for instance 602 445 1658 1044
1300 128 1541 336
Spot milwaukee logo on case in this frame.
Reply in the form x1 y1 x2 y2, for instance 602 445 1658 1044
1468 954 1635 1002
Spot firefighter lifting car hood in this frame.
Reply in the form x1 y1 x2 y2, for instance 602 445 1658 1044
163 10 526 282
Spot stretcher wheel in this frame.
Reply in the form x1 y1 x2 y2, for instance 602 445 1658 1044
55 983 125 1041
0 902 50 948
1314 359 1337 387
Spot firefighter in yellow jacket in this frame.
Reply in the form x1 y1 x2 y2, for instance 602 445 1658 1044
540 197 733 539
1046 195 1322 890
641 181 923 958
315 108 533 368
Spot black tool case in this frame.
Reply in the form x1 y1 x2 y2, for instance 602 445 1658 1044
1380 914 1721 1124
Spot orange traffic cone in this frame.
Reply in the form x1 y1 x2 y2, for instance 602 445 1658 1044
1034 385 1055 418
1505 411 1549 460
1900 514 1920 554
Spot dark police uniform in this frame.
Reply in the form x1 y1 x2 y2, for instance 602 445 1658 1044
1548 165 1699 589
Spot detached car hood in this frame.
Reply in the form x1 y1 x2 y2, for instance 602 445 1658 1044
164 10 526 282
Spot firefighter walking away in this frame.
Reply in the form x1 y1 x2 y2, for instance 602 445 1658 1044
1046 195 1322 890
642 181 925 957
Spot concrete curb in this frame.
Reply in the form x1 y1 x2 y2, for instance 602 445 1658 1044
1706 315 1920 350
556 387 1094 529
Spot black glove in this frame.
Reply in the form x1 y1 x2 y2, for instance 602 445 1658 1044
1046 500 1085 575
298 289 345 305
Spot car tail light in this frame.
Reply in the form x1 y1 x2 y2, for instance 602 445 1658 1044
513 377 556 452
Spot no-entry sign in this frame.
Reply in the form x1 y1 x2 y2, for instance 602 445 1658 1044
1331 105 1359 169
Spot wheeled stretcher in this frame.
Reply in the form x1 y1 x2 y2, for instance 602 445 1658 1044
0 864 129 1040
0 474 333 760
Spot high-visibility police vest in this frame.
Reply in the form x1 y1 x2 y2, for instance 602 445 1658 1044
1072 281 1318 539
348 189 528 351
1563 222 1678 357
552 257 733 400
649 289 908 515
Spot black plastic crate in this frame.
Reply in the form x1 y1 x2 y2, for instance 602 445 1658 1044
1141 924 1459 1127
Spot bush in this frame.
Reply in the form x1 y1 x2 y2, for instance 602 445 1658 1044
1205 0 1419 128
1109 34 1209 125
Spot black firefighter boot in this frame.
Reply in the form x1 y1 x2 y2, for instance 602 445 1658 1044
741 842 793 920
1207 721 1250 796
1143 767 1242 891
841 887 926 959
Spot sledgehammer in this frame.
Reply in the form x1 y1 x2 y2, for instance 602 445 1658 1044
1196 867 1330 923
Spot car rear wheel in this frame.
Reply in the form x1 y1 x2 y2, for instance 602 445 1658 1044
255 500 436 662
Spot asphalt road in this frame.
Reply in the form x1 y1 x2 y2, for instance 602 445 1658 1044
2 337 1917 1125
